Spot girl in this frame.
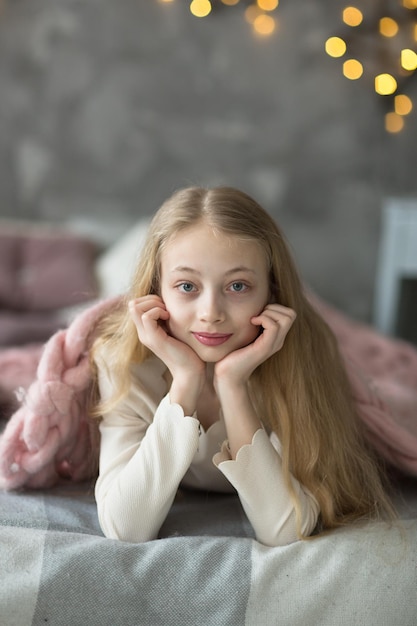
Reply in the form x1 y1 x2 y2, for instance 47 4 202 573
92 186 394 546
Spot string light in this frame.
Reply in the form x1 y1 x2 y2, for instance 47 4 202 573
401 48 417 69
343 58 363 79
379 17 399 37
257 0 279 10
253 13 276 35
395 93 413 114
325 36 347 57
325 1 417 132
375 73 398 95
189 0 212 17
157 0 279 38
342 7 363 27
385 111 404 132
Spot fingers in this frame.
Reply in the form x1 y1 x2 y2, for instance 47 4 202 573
128 296 205 383
128 296 170 346
251 304 297 352
129 296 168 322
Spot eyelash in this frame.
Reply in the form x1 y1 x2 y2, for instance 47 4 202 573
229 282 249 293
177 282 196 293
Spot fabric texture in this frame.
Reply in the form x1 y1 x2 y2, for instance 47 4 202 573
0 478 416 626
310 292 417 473
0 298 121 489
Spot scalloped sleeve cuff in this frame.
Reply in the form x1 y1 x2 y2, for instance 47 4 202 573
213 429 320 546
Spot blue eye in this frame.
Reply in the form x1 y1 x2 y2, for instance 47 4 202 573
230 282 247 292
178 282 195 293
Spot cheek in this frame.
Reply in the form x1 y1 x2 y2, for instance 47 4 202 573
163 300 186 334
245 323 260 342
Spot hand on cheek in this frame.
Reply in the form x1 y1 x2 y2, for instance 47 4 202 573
129 296 205 376
214 304 296 387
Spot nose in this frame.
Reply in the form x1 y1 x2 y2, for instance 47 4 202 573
198 290 225 324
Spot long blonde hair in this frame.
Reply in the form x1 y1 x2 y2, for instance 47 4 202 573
92 186 394 536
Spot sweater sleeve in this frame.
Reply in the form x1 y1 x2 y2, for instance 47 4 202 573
213 429 320 547
94 359 200 543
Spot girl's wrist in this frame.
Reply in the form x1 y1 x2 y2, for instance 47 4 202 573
215 375 249 397
169 372 203 417
215 379 252 416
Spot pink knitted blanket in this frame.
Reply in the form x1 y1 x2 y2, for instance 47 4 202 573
1 294 417 490
0 297 120 489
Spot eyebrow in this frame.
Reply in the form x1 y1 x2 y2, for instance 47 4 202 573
171 266 257 276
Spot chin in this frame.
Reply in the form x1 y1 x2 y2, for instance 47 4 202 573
193 346 231 363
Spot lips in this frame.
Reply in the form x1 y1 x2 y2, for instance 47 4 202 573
192 332 232 346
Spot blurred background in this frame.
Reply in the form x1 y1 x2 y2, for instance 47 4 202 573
0 0 416 336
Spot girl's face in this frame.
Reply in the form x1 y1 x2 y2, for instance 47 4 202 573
159 221 270 363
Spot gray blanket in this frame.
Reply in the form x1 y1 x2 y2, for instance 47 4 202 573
1 476 417 626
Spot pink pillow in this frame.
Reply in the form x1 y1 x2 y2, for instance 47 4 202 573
0 223 98 311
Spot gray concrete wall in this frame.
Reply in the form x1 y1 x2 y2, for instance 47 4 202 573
0 0 416 321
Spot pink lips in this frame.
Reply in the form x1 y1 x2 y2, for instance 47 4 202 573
192 332 232 346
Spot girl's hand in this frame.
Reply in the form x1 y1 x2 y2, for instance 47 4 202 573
129 296 205 413
214 304 296 389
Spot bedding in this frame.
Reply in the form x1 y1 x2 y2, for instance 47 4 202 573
0 474 416 625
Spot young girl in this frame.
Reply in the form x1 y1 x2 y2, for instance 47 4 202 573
92 186 393 546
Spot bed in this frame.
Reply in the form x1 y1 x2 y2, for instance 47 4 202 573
1 221 417 625
1 473 417 625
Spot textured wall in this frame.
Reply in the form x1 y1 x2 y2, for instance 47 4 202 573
0 0 416 321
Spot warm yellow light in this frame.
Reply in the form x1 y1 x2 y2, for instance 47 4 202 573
343 59 363 79
160 0 175 3
385 112 404 133
375 73 397 95
325 37 347 58
401 48 417 71
415 24 417 42
253 13 276 35
379 17 399 37
190 0 212 17
257 0 279 10
245 4 261 24
221 0 240 5
394 94 413 115
403 0 417 8
342 7 363 27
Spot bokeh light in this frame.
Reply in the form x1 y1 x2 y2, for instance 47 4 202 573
385 112 404 132
343 59 363 79
379 17 399 37
401 48 417 70
189 0 212 17
253 13 276 35
325 37 347 58
257 0 279 10
375 73 397 95
342 7 363 27
394 94 413 115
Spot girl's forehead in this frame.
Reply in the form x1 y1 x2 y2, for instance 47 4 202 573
161 222 269 272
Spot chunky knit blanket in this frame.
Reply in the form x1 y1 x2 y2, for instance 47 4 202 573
0 294 417 490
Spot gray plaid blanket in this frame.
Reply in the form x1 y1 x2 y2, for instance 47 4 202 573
1 478 417 626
